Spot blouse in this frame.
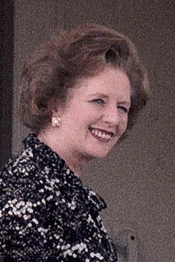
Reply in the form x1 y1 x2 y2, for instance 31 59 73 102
0 134 117 262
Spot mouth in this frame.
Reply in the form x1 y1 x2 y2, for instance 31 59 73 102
89 127 115 142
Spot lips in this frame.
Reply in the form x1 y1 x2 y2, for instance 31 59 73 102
89 127 115 142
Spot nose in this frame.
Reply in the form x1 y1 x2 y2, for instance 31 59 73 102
102 105 119 126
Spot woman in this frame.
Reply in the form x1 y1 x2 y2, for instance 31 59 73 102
0 24 149 261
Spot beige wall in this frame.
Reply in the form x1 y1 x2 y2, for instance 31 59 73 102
13 0 175 261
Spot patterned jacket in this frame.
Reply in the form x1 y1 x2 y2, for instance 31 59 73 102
0 134 117 261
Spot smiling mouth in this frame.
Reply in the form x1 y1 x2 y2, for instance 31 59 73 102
89 127 115 142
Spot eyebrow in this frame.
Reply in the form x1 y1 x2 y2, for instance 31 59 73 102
89 93 109 99
118 100 131 107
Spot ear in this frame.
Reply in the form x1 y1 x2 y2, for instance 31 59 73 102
52 109 63 118
48 99 64 117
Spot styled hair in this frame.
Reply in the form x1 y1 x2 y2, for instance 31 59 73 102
19 24 149 134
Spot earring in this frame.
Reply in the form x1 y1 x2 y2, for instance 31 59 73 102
52 117 61 127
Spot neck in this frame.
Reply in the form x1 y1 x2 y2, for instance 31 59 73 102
37 130 93 176
65 153 93 175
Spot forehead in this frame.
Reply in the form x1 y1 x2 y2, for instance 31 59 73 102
69 66 131 101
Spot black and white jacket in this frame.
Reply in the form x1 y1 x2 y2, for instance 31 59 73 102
0 134 117 262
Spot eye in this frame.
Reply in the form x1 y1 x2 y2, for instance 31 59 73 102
90 99 106 106
117 105 129 114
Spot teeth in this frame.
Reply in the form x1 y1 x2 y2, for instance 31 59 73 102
91 129 112 140
106 134 110 139
102 133 106 138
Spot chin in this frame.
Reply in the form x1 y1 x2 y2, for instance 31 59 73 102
87 147 112 159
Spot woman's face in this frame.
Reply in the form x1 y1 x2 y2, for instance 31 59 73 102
56 66 131 160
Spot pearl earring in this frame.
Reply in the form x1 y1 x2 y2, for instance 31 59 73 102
52 117 61 127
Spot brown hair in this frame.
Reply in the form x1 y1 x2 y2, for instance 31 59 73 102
19 24 149 134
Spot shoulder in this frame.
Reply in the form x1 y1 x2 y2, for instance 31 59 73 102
0 148 65 236
0 147 60 217
0 146 73 215
0 149 43 192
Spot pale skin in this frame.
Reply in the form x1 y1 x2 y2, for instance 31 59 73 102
38 66 131 175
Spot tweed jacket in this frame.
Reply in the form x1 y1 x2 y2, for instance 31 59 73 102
0 134 117 261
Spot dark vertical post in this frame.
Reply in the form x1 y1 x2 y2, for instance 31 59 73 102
0 0 14 168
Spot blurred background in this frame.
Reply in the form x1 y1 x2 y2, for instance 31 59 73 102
1 0 175 261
